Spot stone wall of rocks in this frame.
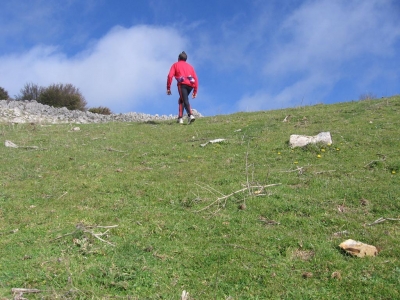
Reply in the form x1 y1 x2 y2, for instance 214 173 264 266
0 100 202 124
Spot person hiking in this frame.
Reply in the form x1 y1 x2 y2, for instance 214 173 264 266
166 51 198 124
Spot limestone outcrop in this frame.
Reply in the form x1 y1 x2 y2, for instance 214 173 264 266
0 100 203 124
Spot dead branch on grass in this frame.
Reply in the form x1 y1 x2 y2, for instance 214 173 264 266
194 145 281 213
259 216 280 225
367 217 400 226
105 147 126 153
194 183 281 213
50 223 118 247
120 153 130 159
57 192 68 200
281 165 336 175
245 183 282 195
22 146 40 150
281 166 305 175
364 160 381 168
12 288 41 300
364 155 386 168
5 140 43 150
314 170 336 174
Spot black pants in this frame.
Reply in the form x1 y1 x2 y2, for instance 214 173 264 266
177 84 193 118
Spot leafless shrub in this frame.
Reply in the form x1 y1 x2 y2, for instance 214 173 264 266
359 92 376 101
15 82 45 100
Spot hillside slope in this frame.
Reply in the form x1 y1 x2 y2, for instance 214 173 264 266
0 96 399 299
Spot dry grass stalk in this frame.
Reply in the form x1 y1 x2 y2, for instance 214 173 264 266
368 217 400 226
194 183 281 213
50 223 118 247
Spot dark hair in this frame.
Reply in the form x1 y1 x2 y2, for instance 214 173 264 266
178 51 187 61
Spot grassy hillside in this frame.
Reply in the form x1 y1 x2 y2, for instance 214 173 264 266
1 96 399 299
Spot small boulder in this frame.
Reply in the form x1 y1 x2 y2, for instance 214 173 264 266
289 132 332 148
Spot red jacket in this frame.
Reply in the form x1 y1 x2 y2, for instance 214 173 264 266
167 60 198 94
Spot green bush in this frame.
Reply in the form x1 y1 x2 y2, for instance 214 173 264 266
15 82 44 100
38 83 88 111
0 86 9 99
88 106 113 115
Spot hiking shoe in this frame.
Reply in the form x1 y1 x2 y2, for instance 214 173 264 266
188 115 195 124
177 118 183 124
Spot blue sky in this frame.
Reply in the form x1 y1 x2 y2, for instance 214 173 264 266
1 0 399 116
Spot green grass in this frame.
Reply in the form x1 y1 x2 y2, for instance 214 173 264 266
1 96 400 299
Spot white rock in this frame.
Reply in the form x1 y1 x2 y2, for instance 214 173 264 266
200 138 226 147
5 140 18 148
289 132 332 148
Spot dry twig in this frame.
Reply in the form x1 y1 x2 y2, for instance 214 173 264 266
364 154 386 168
314 170 336 174
281 166 305 175
105 147 126 153
368 217 400 226
57 192 68 200
259 216 280 225
194 146 281 212
194 183 281 213
50 224 118 246
12 288 41 300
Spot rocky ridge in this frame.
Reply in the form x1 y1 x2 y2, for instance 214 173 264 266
0 100 202 124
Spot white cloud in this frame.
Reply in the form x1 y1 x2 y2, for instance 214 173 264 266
0 25 186 113
237 0 400 111
265 0 400 76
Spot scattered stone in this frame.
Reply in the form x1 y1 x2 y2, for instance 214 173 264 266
339 239 379 257
200 138 226 147
0 100 203 124
289 132 332 148
5 140 18 148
